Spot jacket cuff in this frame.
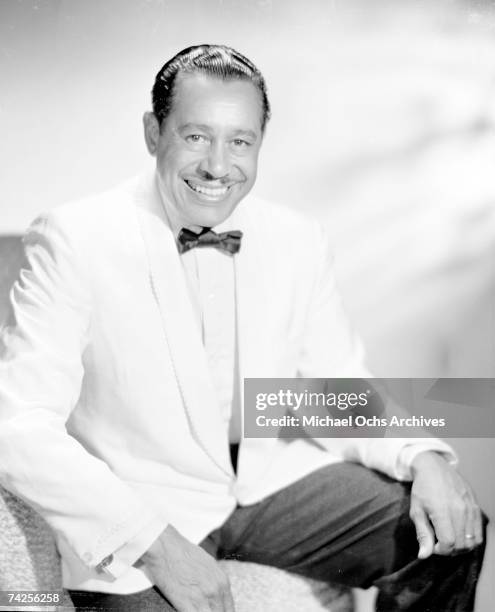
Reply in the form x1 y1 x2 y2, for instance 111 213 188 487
395 441 458 481
95 518 167 580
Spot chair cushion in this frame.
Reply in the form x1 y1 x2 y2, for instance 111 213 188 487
0 487 353 610
221 559 353 611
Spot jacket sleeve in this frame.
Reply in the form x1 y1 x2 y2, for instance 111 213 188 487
0 214 166 574
297 221 456 480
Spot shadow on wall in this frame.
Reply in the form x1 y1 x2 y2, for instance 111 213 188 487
0 237 23 326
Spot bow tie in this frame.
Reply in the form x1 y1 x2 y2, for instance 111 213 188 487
177 227 243 255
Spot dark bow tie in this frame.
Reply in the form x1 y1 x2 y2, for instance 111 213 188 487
177 227 243 255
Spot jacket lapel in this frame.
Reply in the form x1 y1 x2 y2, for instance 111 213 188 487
132 173 232 476
230 201 279 481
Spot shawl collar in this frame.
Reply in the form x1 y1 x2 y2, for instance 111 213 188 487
132 172 232 476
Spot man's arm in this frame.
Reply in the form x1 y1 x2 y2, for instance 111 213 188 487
1 213 236 608
297 222 453 476
298 221 483 555
0 214 166 574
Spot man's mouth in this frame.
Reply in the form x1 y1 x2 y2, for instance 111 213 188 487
184 179 232 198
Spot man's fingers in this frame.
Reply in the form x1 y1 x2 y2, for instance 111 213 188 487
148 564 227 612
410 452 485 558
473 504 484 547
465 488 484 549
430 513 456 555
410 506 435 559
208 573 234 612
196 566 232 612
463 500 479 550
451 499 468 550
221 581 236 612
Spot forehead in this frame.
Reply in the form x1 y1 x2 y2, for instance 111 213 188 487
169 72 263 132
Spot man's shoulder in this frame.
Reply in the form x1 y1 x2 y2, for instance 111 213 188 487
21 175 149 262
42 176 140 229
24 174 150 251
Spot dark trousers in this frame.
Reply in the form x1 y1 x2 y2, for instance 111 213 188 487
70 461 487 611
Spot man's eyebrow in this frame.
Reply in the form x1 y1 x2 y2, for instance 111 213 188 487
179 123 212 133
232 129 258 141
178 123 258 140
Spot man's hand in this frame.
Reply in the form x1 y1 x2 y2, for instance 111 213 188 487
139 525 235 612
409 451 483 559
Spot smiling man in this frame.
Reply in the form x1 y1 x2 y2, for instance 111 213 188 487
145 70 263 230
0 45 486 612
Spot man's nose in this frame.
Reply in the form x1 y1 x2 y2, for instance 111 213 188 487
199 142 231 179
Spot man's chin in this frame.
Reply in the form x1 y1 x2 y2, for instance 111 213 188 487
186 204 237 229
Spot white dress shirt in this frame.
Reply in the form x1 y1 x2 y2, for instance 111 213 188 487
180 241 241 443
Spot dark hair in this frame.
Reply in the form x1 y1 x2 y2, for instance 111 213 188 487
151 44 271 132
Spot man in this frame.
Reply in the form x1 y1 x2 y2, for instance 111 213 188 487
0 45 486 611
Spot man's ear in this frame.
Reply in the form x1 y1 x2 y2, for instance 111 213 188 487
143 111 161 155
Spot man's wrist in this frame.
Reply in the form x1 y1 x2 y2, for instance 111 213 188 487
410 450 447 478
136 525 172 567
136 542 160 567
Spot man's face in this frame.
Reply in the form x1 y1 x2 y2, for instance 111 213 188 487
146 72 264 229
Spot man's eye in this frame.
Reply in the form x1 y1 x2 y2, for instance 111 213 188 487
232 139 251 149
186 134 207 143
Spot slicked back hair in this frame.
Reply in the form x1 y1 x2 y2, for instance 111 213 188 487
151 44 271 133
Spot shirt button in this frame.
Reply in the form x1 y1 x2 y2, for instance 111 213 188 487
82 552 92 564
208 293 215 300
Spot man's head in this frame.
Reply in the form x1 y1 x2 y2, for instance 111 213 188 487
143 44 271 230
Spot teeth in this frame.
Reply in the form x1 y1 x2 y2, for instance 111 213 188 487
186 181 229 197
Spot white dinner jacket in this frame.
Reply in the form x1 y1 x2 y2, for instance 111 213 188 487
0 171 452 591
